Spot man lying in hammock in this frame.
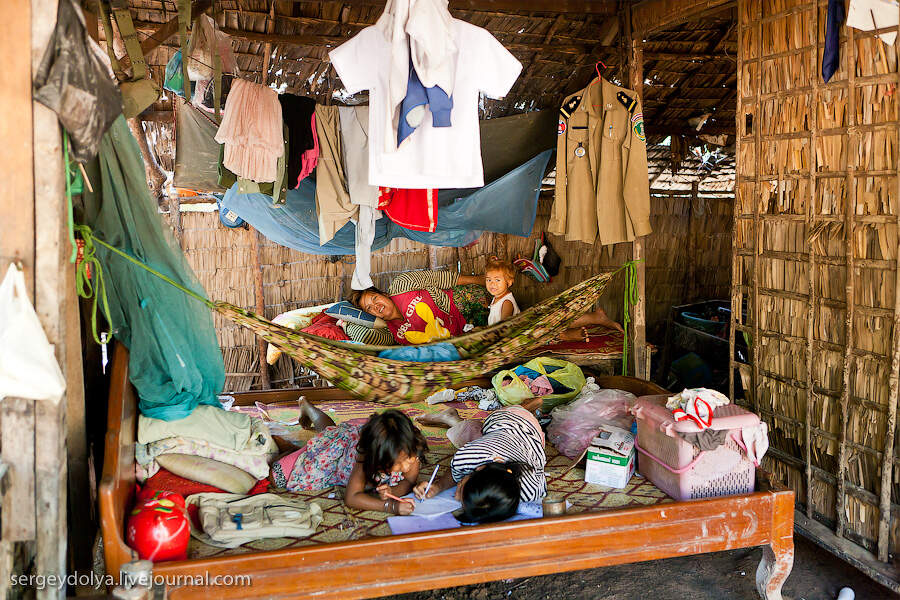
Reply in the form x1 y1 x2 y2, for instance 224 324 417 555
347 271 487 346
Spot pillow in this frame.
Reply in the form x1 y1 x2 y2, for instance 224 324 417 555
267 304 333 364
143 467 271 498
300 313 351 341
156 454 256 494
138 405 251 450
324 301 386 328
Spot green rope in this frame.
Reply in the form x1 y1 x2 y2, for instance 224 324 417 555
63 132 78 263
74 225 114 344
620 260 641 375
79 227 215 309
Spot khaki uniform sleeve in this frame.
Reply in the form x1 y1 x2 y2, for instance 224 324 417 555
622 100 652 237
548 115 568 235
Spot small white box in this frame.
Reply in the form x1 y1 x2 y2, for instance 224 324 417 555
584 425 636 489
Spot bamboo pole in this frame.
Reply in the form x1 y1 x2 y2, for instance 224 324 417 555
836 22 859 541
626 6 648 380
805 0 821 521
730 9 745 405
751 0 762 417
250 227 271 390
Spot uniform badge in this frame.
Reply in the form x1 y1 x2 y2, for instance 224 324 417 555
558 119 567 135
631 113 645 143
574 143 586 158
559 96 581 119
617 91 637 113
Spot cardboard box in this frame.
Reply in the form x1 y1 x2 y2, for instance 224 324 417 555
584 425 636 489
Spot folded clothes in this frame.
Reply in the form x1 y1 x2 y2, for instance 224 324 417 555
138 405 252 450
136 417 278 481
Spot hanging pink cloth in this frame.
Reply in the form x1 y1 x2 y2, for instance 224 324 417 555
214 78 284 183
295 113 319 186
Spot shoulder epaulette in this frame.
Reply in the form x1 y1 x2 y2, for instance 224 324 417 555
616 91 637 113
560 96 581 119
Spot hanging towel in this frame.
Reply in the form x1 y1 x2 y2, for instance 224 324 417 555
373 0 457 153
215 79 283 182
823 0 845 82
314 104 357 244
339 106 380 207
352 205 381 290
378 187 438 232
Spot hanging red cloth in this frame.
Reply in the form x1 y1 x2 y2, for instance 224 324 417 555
377 187 438 232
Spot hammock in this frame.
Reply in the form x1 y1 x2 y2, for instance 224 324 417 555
81 230 619 403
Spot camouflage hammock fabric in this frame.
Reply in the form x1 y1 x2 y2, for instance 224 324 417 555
81 230 620 403
214 270 616 403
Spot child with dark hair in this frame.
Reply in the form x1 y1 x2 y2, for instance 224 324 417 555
414 406 546 524
270 400 428 515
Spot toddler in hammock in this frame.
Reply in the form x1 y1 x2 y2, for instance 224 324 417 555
483 258 624 341
270 400 427 515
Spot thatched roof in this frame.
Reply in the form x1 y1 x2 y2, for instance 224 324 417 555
118 0 737 146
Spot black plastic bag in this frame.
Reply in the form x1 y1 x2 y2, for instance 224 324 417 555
33 0 123 162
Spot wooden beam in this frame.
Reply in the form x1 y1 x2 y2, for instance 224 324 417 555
645 124 734 136
292 0 618 13
632 0 735 35
2 399 35 541
217 26 591 54
249 228 271 390
0 0 35 297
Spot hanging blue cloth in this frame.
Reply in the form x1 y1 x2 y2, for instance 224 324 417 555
219 150 552 255
822 0 845 83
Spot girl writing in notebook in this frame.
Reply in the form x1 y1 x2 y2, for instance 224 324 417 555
270 400 427 515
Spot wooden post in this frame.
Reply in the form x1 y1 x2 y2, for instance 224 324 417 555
1 399 35 542
878 6 900 562
835 23 858 542
32 0 84 586
626 7 648 379
250 227 271 390
804 0 821 523
0 0 35 296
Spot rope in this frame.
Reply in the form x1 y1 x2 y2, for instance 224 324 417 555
63 132 78 263
74 225 114 345
620 260 641 375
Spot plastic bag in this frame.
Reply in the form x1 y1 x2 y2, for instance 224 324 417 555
547 382 636 459
492 357 585 410
0 265 66 403
186 15 239 81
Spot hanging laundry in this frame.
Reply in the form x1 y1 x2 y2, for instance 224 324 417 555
339 106 380 208
822 0 845 82
313 104 357 244
352 205 381 290
278 93 317 188
378 187 438 233
329 0 521 188
551 77 651 245
297 113 319 184
215 78 283 183
398 59 453 146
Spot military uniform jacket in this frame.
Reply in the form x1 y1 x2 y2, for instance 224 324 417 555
550 77 652 245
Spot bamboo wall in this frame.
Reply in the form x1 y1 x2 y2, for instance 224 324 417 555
177 175 733 391
735 0 900 562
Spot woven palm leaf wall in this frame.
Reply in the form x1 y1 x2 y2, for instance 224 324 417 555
735 0 900 565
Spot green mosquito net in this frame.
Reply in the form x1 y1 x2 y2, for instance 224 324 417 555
80 116 224 420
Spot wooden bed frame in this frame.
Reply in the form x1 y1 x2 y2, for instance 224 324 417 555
100 347 795 600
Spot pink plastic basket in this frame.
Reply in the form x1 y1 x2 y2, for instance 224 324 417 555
632 395 758 501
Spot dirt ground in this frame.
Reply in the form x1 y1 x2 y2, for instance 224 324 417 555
389 535 896 600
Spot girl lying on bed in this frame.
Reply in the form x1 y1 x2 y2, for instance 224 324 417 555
413 405 547 524
269 400 428 515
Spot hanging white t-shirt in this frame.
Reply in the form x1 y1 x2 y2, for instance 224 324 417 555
329 20 522 189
